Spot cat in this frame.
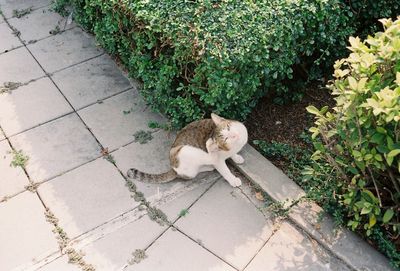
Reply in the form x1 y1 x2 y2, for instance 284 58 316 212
127 113 248 187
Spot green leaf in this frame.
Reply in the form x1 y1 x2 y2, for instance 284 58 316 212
348 166 359 175
388 149 400 158
348 76 357 90
376 127 387 134
386 155 394 166
374 154 383 162
387 136 394 149
369 214 377 227
362 190 378 202
396 72 400 85
335 144 344 153
370 133 384 144
352 150 362 157
309 127 320 139
364 154 373 160
320 106 329 114
361 206 372 215
382 209 394 223
355 160 365 171
377 145 389 154
306 106 322 116
343 198 352 205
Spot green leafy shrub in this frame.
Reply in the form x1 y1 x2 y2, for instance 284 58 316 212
54 0 352 127
307 17 400 267
253 138 345 214
342 0 400 38
253 139 312 181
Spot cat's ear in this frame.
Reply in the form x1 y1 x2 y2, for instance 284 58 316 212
211 113 225 125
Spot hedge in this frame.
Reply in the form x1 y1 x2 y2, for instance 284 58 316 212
307 18 400 268
344 0 400 37
54 0 353 127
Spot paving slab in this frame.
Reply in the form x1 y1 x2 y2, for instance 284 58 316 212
0 191 59 271
0 77 73 136
0 128 5 141
289 201 395 271
112 133 218 221
38 157 138 239
0 22 22 53
10 113 101 182
28 27 103 73
0 0 51 19
126 228 236 271
0 46 44 84
79 215 166 271
37 255 80 271
244 222 351 271
154 176 219 222
52 54 132 110
175 181 274 270
78 90 166 150
237 178 272 218
0 140 29 199
235 147 395 269
235 144 305 207
7 6 75 43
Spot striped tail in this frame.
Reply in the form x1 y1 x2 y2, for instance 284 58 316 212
126 168 178 183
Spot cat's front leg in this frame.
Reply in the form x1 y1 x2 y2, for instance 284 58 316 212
214 160 242 187
231 154 244 164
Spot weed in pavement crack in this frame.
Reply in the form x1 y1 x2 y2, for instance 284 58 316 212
12 7 32 18
128 249 147 265
45 208 95 270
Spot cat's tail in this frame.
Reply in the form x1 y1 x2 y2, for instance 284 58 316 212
126 168 178 183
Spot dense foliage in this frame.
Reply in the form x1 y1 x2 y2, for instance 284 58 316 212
54 0 352 127
344 0 400 37
307 18 400 267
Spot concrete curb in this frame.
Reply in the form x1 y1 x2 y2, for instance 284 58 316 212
233 144 395 271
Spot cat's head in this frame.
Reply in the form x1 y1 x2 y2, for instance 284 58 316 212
211 113 248 151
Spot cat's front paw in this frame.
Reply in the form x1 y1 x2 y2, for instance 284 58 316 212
228 176 242 187
231 154 244 164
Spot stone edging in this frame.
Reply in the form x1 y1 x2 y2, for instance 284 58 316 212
233 144 395 271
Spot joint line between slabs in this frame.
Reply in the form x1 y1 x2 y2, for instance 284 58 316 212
3 85 133 140
0 126 35 186
22 37 184 268
2 2 54 20
173 226 240 271
286 218 357 271
48 50 105 75
241 220 282 271
0 17 140 269
237 185 272 221
0 25 80 57
120 176 220 270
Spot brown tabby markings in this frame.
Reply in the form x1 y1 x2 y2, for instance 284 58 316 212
172 120 213 150
170 145 183 168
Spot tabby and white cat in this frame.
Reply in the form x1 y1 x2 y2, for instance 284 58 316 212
127 113 248 187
